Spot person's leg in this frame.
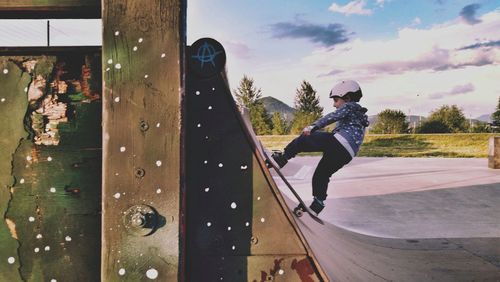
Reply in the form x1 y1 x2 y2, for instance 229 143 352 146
310 139 352 213
283 131 335 159
272 132 334 168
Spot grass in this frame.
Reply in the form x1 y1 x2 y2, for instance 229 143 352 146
258 133 497 158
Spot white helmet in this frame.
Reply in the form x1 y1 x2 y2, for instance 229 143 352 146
329 80 362 101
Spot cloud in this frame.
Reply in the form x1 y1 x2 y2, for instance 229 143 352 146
429 83 475 99
223 40 252 59
460 4 482 25
304 11 500 78
269 21 351 47
376 0 386 7
329 0 372 16
412 17 422 26
458 40 500 50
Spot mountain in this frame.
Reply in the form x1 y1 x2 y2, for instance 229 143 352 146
475 114 492 123
258 96 295 122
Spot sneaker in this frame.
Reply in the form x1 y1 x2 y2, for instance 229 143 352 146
309 197 325 214
271 151 288 168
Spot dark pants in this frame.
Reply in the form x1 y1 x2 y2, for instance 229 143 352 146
284 132 352 201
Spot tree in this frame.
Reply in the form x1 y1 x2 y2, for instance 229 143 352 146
371 109 409 134
233 75 272 135
421 105 469 133
290 81 323 134
471 122 491 133
417 120 451 133
271 112 289 135
491 97 500 132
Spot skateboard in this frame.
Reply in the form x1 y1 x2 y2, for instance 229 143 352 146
259 142 324 225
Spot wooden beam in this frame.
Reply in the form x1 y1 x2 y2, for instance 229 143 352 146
101 0 185 280
0 0 100 18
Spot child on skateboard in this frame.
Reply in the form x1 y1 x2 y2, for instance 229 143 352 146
272 80 369 215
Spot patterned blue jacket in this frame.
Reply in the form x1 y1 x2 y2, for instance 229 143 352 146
312 102 369 157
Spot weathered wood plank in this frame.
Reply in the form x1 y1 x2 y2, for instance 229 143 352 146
1 52 102 281
102 0 184 280
0 0 100 18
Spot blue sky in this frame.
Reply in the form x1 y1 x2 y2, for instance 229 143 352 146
188 0 500 118
0 1 497 118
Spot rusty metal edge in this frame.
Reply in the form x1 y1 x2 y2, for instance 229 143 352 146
178 0 188 281
218 71 329 282
0 5 100 19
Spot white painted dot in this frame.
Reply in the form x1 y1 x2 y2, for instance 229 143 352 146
144 74 149 78
278 269 284 275
156 160 162 167
113 193 121 199
65 236 72 242
195 91 200 95
227 226 232 231
260 218 265 223
107 59 113 64
241 165 248 170
118 268 126 276
47 156 53 161
1 98 5 102
115 63 122 69
34 248 40 253
26 156 32 161
3 69 8 74
24 87 28 92
114 97 120 102
7 257 15 264
156 123 160 127
203 160 208 164
50 187 56 193
197 123 201 128
105 67 110 72
245 222 250 227
51 279 57 282
257 196 261 201
28 216 35 222
120 146 126 152
156 189 161 194
208 106 213 110
231 245 236 250
204 187 210 192
36 234 42 239
44 246 50 251
114 31 120 36
218 163 223 168
138 38 144 43
207 222 212 227
19 179 25 184
146 268 158 279
133 46 138 51
212 87 216 91
161 53 166 58
230 202 237 209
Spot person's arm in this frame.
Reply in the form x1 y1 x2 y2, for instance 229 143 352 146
312 104 351 128
302 104 351 135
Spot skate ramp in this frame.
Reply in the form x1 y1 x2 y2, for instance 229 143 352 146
185 38 500 281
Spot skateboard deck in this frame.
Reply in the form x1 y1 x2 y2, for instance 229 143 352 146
259 142 324 225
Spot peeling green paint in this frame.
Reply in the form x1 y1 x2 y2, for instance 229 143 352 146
1 53 101 281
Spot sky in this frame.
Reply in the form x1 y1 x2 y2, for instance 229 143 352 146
187 0 500 118
0 1 498 118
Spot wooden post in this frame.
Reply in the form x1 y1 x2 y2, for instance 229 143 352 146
101 0 185 281
488 137 500 169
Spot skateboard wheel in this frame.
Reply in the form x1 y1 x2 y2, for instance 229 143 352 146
293 207 304 217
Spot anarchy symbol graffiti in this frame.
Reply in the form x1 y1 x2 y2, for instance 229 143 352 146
192 42 224 68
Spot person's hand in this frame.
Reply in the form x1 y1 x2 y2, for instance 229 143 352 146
302 125 318 136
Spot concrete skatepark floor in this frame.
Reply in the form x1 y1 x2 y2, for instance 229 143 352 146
275 157 500 238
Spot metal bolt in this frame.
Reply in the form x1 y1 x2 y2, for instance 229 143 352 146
250 236 258 245
135 168 146 178
131 213 145 227
140 121 149 132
